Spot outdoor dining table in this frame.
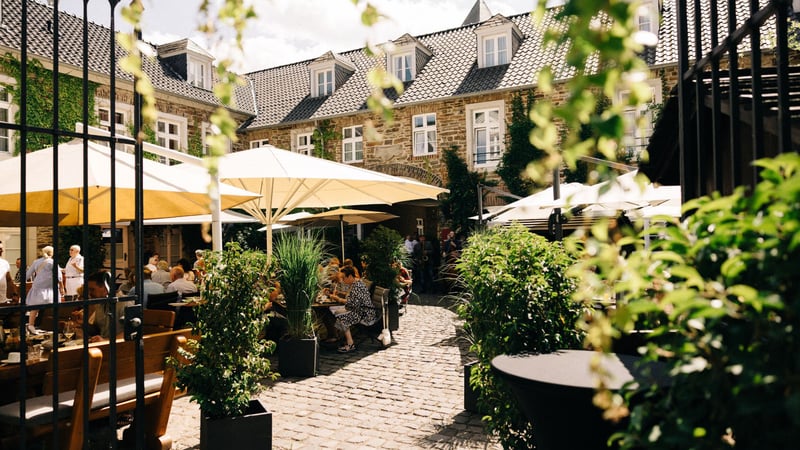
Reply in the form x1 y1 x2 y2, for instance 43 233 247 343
491 350 668 450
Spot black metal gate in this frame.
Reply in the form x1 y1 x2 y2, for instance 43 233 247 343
675 0 797 201
0 1 147 448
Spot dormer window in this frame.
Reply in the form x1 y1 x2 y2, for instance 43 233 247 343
392 53 413 82
483 34 508 66
314 68 334 96
385 34 431 83
308 51 355 98
157 38 215 91
474 14 522 69
188 57 210 89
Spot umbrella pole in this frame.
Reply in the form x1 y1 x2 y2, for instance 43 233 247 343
340 216 345 261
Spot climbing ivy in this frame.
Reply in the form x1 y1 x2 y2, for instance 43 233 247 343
0 53 98 153
311 119 338 160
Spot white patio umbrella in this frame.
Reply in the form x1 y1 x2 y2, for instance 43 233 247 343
201 145 447 258
142 209 258 225
0 139 260 226
291 207 399 261
539 171 679 210
488 182 588 223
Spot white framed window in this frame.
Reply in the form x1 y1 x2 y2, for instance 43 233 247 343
342 125 363 163
314 69 334 97
392 53 413 82
412 113 437 156
296 132 313 156
0 86 13 154
466 101 504 169
618 78 662 163
98 107 126 133
188 57 210 89
250 139 270 148
482 34 508 67
156 113 187 152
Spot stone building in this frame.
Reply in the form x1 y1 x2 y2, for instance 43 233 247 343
0 0 775 269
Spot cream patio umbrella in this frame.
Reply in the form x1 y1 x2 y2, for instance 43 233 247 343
539 171 680 211
0 139 260 226
292 207 399 261
201 145 447 258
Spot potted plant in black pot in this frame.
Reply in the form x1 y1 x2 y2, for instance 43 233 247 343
274 233 325 377
169 242 276 450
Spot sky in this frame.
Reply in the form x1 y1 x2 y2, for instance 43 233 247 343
57 0 537 74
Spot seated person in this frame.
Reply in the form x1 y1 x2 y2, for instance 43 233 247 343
318 257 340 289
329 265 377 353
394 261 413 305
116 267 135 296
129 268 165 308
84 271 134 342
342 258 360 279
151 260 172 287
165 266 199 296
262 279 288 342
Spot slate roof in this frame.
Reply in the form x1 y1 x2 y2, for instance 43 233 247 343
0 0 255 116
243 7 579 130
242 0 779 131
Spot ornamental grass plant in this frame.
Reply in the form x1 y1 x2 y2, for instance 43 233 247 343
273 233 326 339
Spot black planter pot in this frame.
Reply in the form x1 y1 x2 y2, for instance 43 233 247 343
200 399 272 450
464 361 479 412
278 335 319 377
388 299 400 331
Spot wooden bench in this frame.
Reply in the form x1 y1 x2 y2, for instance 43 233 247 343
0 329 190 450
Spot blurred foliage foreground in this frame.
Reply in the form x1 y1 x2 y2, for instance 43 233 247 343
574 153 800 449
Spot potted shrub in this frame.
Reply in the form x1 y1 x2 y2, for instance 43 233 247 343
454 223 587 449
361 226 406 331
274 233 325 377
169 242 276 450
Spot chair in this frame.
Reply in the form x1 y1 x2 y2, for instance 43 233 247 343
142 309 175 334
145 291 180 310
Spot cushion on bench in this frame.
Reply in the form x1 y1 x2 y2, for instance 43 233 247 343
0 373 164 426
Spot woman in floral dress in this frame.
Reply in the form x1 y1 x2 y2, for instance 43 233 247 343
329 265 376 353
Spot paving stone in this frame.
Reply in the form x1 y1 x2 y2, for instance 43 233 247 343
164 294 501 449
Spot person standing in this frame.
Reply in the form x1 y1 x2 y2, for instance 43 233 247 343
25 246 64 334
0 242 17 303
413 235 434 293
62 244 84 298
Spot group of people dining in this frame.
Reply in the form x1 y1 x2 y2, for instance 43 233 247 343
266 256 412 354
5 246 207 341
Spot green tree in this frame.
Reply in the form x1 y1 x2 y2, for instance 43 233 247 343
498 91 544 197
440 146 494 234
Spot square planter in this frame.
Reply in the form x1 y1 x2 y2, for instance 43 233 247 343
200 398 272 450
278 336 319 377
464 361 479 412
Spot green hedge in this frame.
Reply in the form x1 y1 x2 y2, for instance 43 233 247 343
456 223 587 448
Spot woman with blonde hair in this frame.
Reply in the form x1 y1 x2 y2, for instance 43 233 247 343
25 246 64 334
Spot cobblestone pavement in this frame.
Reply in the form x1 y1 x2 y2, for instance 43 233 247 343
165 294 501 450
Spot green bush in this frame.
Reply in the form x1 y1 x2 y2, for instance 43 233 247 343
170 242 276 420
361 225 405 297
455 223 587 449
576 154 800 449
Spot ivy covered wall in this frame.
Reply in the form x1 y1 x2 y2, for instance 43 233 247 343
0 53 99 153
